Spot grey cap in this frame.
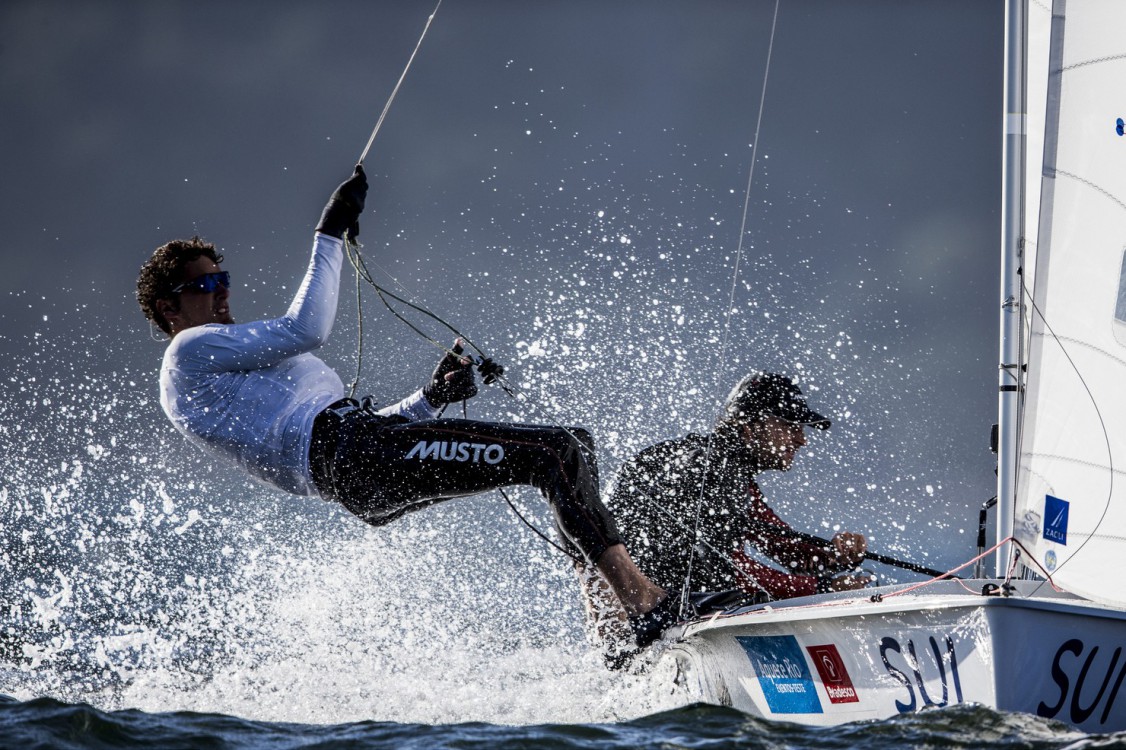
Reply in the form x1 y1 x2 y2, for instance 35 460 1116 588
723 372 830 429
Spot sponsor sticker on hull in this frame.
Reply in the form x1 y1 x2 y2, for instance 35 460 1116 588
736 635 823 714
807 644 859 704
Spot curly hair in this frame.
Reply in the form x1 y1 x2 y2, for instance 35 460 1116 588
137 237 224 335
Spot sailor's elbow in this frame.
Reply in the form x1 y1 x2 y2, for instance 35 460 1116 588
286 319 333 350
303 328 332 349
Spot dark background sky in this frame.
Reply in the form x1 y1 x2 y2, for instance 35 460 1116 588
0 1 1003 587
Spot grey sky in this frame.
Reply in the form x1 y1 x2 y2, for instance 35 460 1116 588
0 1 1002 576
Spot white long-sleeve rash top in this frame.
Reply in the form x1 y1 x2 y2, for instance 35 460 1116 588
159 232 438 496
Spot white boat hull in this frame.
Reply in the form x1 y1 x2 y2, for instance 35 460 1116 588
664 580 1126 731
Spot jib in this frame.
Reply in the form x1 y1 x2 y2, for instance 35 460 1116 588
405 440 505 464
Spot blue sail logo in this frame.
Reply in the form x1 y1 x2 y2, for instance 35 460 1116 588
1043 495 1070 545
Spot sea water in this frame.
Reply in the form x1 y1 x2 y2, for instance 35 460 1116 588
0 379 1116 749
0 699 1112 750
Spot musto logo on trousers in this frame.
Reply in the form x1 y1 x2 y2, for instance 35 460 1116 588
406 440 505 464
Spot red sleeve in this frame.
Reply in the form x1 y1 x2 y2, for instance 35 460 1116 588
731 548 819 599
744 483 838 576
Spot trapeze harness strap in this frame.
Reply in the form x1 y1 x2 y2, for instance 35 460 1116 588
308 397 411 501
309 398 363 500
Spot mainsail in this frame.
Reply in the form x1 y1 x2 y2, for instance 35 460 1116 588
1014 0 1126 607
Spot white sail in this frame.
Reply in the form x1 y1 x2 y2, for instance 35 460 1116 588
1015 0 1126 607
1021 0 1051 279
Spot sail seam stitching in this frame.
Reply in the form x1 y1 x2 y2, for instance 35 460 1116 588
1028 330 1126 368
1022 452 1126 478
1060 53 1126 71
1050 169 1126 213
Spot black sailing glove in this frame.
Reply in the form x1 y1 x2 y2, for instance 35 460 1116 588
316 164 368 240
423 339 479 407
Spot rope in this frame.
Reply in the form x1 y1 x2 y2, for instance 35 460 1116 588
343 0 640 569
455 402 586 564
1005 538 1066 591
878 541 1006 599
344 235 622 563
348 245 364 397
498 487 584 564
358 0 444 165
871 537 1065 602
1019 275 1114 595
702 539 1061 621
344 236 514 395
682 0 781 616
346 0 443 393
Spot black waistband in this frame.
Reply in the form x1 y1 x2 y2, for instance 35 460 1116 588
309 398 362 499
310 398 407 499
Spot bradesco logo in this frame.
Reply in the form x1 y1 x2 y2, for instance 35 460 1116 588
405 440 505 464
806 644 859 704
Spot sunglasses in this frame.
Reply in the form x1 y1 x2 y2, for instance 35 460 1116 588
172 271 230 295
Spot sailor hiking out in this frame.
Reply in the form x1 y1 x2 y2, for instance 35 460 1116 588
136 165 690 652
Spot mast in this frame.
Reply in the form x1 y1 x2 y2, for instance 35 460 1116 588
996 0 1027 576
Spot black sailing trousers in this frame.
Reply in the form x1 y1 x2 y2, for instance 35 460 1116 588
309 402 622 564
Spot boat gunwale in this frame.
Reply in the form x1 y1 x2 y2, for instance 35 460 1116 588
671 578 1126 638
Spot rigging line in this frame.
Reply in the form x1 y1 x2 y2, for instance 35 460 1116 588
344 255 600 555
682 0 781 617
1005 537 1065 591
348 249 521 402
355 247 453 326
345 0 445 389
348 240 364 397
1021 277 1114 597
342 0 601 558
345 236 589 427
498 486 584 563
358 0 444 165
340 0 599 424
344 236 455 396
1012 0 1029 526
877 536 1056 601
344 238 473 360
344 241 537 407
346 240 494 362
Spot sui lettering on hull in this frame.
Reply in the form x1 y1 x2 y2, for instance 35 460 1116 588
1038 639 1126 726
880 635 964 713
